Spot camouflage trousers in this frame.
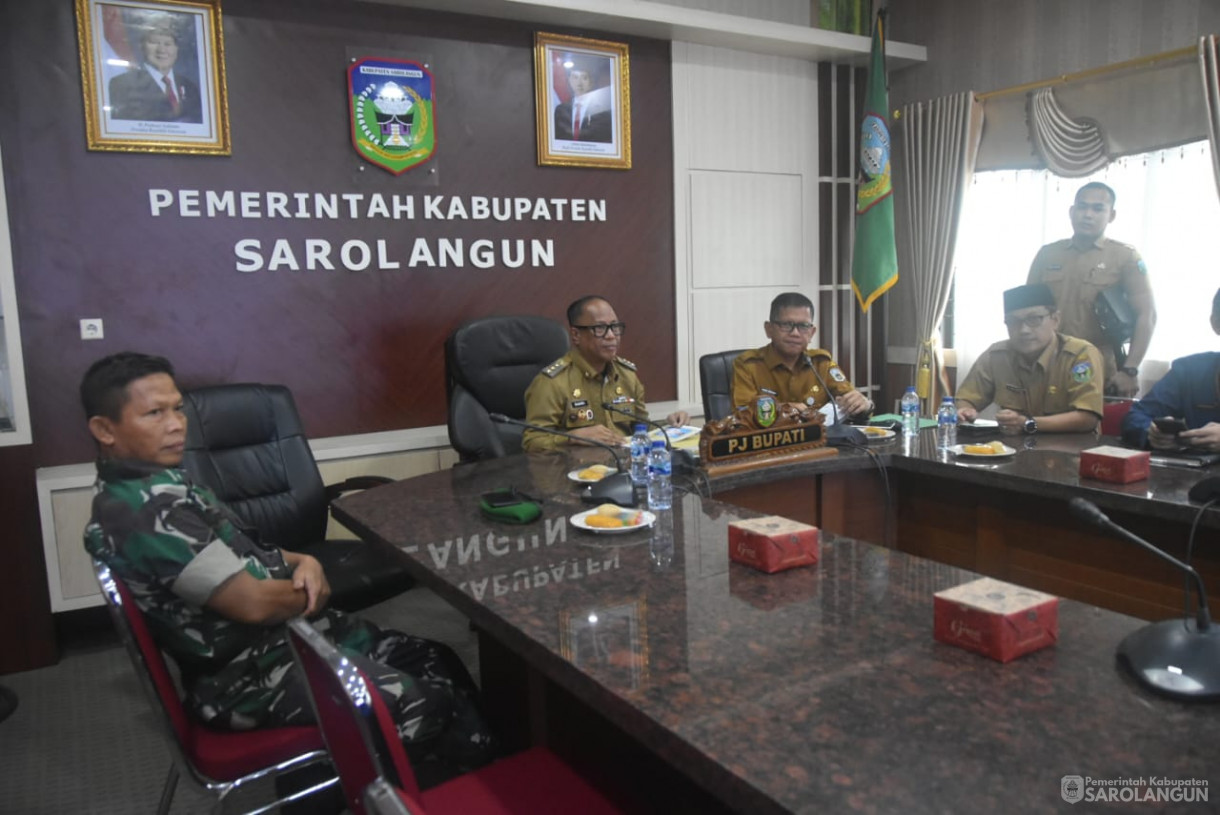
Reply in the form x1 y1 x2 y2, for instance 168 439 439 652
186 610 496 783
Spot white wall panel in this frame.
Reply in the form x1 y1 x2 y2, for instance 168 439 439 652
690 287 783 358
673 40 819 406
681 43 818 174
689 170 803 289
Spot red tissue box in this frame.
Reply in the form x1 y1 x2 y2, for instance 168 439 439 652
1079 445 1150 484
933 577 1059 663
728 516 819 574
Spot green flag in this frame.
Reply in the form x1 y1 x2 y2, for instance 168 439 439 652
851 13 898 313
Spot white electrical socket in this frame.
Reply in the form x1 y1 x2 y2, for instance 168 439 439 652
80 318 104 340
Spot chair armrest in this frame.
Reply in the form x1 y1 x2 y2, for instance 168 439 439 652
324 475 394 504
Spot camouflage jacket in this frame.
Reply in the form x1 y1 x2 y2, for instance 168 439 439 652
84 459 377 728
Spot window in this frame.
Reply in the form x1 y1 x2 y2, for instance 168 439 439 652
952 141 1218 388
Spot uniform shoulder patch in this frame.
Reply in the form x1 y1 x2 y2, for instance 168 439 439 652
1071 360 1094 383
542 358 569 378
614 356 637 371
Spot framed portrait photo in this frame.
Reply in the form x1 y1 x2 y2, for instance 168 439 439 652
75 0 230 154
534 32 631 169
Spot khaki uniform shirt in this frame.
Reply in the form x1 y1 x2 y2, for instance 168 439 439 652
522 349 648 452
1027 236 1149 379
731 344 855 411
956 333 1104 419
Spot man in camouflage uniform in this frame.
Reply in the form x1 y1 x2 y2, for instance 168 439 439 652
732 292 873 418
522 295 688 452
1027 181 1156 396
82 352 493 785
955 284 1104 434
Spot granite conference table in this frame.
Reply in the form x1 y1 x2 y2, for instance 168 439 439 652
333 445 1220 814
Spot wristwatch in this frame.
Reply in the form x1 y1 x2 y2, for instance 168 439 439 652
1024 416 1038 435
1120 366 1139 377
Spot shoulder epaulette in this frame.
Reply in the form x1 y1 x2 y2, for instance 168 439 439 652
805 348 833 360
542 358 569 378
614 356 638 371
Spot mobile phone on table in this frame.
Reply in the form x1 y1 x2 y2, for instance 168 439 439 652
481 488 522 508
1152 417 1188 435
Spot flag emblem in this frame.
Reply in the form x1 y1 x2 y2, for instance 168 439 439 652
348 57 435 175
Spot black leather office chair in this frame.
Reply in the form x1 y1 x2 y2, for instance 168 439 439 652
698 349 749 422
445 315 569 462
181 383 413 613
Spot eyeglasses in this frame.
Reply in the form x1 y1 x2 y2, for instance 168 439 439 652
1004 312 1053 330
573 322 627 337
770 321 815 334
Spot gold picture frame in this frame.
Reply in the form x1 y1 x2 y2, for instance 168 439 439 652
534 32 631 169
75 0 230 154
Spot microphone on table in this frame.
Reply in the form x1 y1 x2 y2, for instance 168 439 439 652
1068 496 1220 701
600 400 698 477
1188 476 1220 504
809 369 866 447
487 413 636 507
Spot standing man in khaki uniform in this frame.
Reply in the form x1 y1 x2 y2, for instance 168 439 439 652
956 284 1104 434
731 292 873 419
522 296 688 452
1027 181 1155 396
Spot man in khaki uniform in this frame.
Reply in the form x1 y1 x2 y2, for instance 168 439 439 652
522 296 688 452
956 284 1104 434
1027 181 1156 397
731 292 873 419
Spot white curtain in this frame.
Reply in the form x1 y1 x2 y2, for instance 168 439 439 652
1028 87 1109 177
1203 35 1220 198
898 92 985 409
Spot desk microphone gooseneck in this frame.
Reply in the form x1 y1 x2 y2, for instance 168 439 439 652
488 413 636 507
600 400 698 477
1068 497 1220 701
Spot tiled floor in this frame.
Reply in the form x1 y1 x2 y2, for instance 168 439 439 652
0 588 476 814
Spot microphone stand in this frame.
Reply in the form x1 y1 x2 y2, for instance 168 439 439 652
1068 497 1220 701
600 401 698 477
488 413 637 507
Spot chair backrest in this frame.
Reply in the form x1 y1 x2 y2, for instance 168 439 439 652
287 619 424 815
181 383 328 548
698 349 748 422
92 559 195 768
1101 398 1135 436
444 315 569 462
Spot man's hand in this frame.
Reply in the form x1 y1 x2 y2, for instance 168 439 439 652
568 425 626 447
1179 422 1220 453
1107 371 1139 398
289 553 331 617
956 405 979 424
837 391 872 417
995 408 1026 435
667 410 690 427
1146 422 1182 451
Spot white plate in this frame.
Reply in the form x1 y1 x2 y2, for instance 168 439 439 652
950 443 1017 459
960 419 999 429
570 508 656 534
861 427 897 442
568 466 615 484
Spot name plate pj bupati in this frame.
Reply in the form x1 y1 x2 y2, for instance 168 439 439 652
699 397 827 466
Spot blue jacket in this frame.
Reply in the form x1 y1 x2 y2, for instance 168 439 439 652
1121 352 1220 447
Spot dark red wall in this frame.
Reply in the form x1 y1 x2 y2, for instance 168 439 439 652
0 0 674 670
2 0 675 467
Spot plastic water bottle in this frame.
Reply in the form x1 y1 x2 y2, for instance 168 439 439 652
900 386 920 438
647 440 673 510
629 424 650 486
937 396 958 449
